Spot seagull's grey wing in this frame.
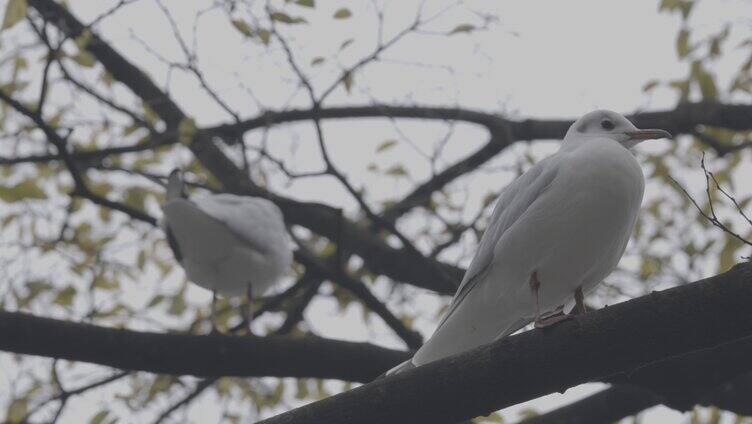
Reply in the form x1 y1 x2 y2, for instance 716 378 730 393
191 194 288 256
432 157 558 332
164 224 183 262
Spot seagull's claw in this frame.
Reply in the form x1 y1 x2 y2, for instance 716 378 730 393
534 311 573 329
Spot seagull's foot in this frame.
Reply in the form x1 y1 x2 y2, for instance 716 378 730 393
534 311 573 329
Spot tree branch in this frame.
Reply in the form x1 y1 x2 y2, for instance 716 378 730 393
210 102 752 149
522 334 752 423
259 262 752 424
0 310 409 383
518 385 660 424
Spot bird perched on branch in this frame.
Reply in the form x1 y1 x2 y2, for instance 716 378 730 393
161 169 293 332
389 110 671 374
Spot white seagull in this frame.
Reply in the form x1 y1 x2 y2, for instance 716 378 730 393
390 110 670 373
161 169 293 331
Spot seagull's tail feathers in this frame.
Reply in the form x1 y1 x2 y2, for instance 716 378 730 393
386 358 415 376
373 358 415 381
166 168 185 201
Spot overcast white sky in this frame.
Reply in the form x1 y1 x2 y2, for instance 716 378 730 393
2 0 751 422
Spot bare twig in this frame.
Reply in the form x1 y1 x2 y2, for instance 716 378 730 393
668 155 752 249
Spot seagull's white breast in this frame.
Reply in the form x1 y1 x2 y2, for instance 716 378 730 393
494 138 644 312
162 195 292 297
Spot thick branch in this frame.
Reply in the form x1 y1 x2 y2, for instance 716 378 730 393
210 102 752 147
519 385 660 424
524 334 752 423
260 262 752 424
0 310 408 382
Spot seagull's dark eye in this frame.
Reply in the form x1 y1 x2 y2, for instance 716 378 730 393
600 119 615 130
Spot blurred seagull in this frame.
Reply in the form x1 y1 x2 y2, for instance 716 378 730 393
161 169 293 332
390 110 670 373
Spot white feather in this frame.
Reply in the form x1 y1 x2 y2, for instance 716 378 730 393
162 192 292 298
402 110 654 370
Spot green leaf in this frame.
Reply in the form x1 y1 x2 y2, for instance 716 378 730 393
0 179 46 203
676 28 692 59
72 51 97 68
21 280 52 307
310 57 325 66
178 117 198 145
168 294 186 316
449 23 475 35
295 0 315 7
53 286 77 307
137 250 147 270
678 0 694 19
7 398 27 424
93 274 119 291
147 375 179 402
143 105 159 126
270 12 306 24
295 379 310 400
692 62 717 100
147 295 164 308
0 81 29 96
231 19 254 37
342 71 353 93
123 187 148 211
89 410 110 424
339 38 354 51
376 139 397 153
258 29 271 45
75 29 93 50
659 0 680 11
385 164 408 177
333 8 351 19
1 0 27 31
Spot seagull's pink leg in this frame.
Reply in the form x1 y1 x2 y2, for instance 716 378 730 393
209 290 219 334
530 271 572 328
245 285 254 335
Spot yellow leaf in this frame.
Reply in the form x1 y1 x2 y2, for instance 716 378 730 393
1 0 27 31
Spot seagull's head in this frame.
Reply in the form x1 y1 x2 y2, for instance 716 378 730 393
565 110 672 150
166 168 187 200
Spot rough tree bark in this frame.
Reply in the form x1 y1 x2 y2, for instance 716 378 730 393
259 262 752 424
